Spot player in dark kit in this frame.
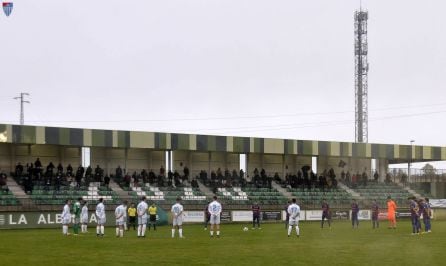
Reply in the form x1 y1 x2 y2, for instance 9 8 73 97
351 199 359 228
285 200 291 229
252 202 261 229
371 199 379 229
422 198 432 233
409 196 420 235
321 199 331 228
204 202 211 230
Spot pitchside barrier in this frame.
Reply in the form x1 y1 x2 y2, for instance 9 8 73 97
0 209 443 229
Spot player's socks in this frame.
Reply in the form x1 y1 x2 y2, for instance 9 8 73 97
137 225 141 236
210 231 214 236
116 227 119 236
295 226 300 236
287 226 292 236
63 225 68 235
120 229 123 237
142 224 147 236
216 231 220 236
179 229 183 238
74 224 79 234
172 229 175 238
100 225 104 235
96 226 100 235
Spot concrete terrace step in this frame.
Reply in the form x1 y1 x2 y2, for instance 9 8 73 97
272 182 293 199
338 182 362 198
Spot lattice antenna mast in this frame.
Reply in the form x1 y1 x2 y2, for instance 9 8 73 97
13 93 30 125
354 8 369 143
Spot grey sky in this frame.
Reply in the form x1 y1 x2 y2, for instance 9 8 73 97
1 0 445 154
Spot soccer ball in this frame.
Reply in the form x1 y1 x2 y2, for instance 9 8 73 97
243 227 249 231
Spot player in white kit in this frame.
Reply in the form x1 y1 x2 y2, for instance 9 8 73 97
137 196 148 237
208 195 222 238
115 200 128 238
171 197 184 238
80 200 89 233
61 199 72 236
287 198 301 237
95 198 106 237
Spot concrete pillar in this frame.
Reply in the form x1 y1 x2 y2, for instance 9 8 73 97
378 159 388 182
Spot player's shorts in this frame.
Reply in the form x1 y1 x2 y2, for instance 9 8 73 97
150 214 156 222
81 217 88 224
116 219 125 226
210 214 221 225
322 212 330 220
172 215 183 226
62 217 71 225
289 217 299 226
97 216 106 225
138 216 148 225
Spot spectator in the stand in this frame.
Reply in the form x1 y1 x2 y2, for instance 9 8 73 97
273 172 281 182
0 173 8 192
385 173 392 184
191 178 199 188
157 173 164 187
85 165 93 181
27 163 34 179
160 166 165 177
124 172 131 187
183 166 190 183
115 166 123 180
94 165 103 182
24 174 33 194
33 158 42 180
55 172 62 191
132 171 138 187
168 170 173 186
141 169 148 184
341 170 346 182
15 162 24 177
401 173 408 185
34 158 42 169
148 169 156 184
43 174 51 191
362 171 368 186
66 164 73 177
104 175 110 188
346 171 351 185
373 171 379 182
239 169 244 179
46 162 55 176
75 165 84 188
57 163 63 175
174 170 181 187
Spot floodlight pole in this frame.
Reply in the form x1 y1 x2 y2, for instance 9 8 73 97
13 93 30 125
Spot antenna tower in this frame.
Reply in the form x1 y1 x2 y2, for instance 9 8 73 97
354 8 369 143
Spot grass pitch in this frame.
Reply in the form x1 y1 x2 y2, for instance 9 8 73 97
1 221 445 266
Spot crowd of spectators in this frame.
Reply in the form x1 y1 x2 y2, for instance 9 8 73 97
13 158 108 194
113 165 198 189
280 166 338 191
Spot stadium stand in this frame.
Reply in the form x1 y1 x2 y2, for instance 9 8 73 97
287 187 353 208
351 182 414 207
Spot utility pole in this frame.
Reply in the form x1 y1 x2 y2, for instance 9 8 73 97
14 93 30 125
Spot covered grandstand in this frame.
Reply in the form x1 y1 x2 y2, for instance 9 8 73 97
1 123 446 217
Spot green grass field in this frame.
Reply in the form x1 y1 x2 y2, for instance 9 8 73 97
0 220 445 266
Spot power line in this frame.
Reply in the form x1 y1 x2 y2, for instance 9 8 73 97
2 102 446 124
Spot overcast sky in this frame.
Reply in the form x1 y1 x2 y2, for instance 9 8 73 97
1 0 445 159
